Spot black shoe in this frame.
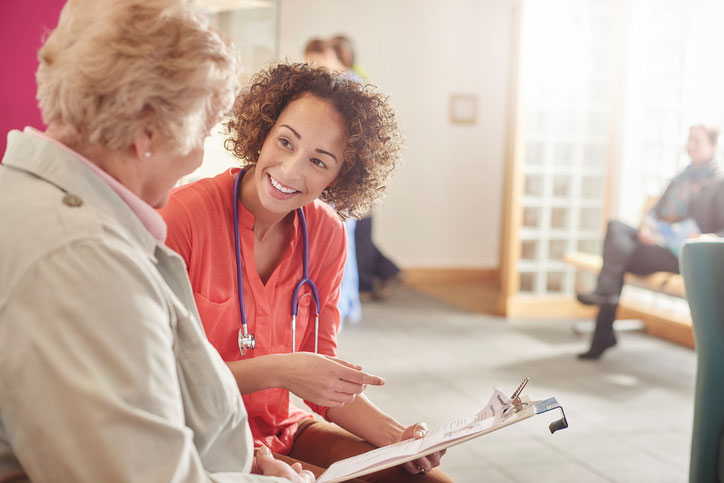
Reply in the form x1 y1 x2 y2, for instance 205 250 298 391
372 274 402 300
576 292 619 307
577 336 617 360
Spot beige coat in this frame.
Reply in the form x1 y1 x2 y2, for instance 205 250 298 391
0 131 285 482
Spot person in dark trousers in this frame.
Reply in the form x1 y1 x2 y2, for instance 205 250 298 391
328 35 403 300
355 215 402 300
577 125 721 359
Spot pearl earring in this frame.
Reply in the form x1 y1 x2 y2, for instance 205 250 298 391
144 152 152 158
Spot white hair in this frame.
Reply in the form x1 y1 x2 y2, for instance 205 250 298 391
36 0 240 155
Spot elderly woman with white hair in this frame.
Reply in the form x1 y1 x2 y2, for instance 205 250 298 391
0 1 312 481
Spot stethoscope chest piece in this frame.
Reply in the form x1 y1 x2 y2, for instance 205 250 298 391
238 329 255 356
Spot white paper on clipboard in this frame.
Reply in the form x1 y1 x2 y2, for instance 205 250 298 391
317 387 567 483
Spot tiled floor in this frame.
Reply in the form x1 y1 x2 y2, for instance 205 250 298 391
334 287 695 483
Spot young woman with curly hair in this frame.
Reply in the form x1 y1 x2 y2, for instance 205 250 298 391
159 63 451 481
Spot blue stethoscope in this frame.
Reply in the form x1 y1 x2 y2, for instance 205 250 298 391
233 169 321 356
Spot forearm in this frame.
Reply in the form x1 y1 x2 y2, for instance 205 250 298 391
326 394 405 447
226 354 291 394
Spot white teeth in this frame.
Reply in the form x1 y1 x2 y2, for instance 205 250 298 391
269 174 297 194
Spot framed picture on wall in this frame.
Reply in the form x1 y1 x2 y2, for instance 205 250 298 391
450 94 477 124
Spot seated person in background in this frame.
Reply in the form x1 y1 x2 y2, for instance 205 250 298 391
686 177 724 238
576 125 720 360
0 0 310 481
159 63 451 482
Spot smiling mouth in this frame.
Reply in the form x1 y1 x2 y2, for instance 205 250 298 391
268 174 299 195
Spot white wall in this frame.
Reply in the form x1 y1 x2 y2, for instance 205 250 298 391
278 0 515 269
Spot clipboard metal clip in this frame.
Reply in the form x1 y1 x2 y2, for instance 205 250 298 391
509 376 530 412
534 397 569 434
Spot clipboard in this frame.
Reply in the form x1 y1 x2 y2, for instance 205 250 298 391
317 379 568 483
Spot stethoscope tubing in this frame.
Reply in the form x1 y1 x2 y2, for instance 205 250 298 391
233 169 321 355
233 171 250 336
291 208 321 353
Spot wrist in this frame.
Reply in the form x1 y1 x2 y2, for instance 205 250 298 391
271 353 293 390
372 418 406 447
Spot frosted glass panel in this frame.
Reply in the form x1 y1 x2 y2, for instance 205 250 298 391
516 0 612 296
521 240 538 261
546 271 566 292
577 238 601 255
519 273 536 293
551 207 569 230
583 143 606 168
526 142 544 166
525 174 544 197
586 111 607 135
523 207 542 228
549 239 568 260
553 175 572 198
579 207 602 231
554 143 575 167
581 175 604 200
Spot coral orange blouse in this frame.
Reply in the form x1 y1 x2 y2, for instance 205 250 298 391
159 168 346 454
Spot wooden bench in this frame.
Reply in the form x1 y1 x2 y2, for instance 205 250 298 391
564 251 694 348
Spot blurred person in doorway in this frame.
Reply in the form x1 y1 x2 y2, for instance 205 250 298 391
329 34 402 302
330 34 369 83
303 38 345 75
576 125 721 360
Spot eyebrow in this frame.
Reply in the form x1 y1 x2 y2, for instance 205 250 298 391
280 124 338 162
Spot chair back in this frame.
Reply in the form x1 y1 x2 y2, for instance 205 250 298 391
680 239 724 482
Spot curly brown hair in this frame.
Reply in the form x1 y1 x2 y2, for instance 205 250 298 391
224 62 403 219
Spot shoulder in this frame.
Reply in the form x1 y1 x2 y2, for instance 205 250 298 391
304 201 346 266
304 200 344 237
0 165 107 262
0 169 159 311
162 171 232 226
167 172 230 212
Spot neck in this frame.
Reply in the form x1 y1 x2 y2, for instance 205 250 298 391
692 157 714 169
240 166 292 241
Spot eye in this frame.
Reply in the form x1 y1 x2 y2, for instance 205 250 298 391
279 137 292 149
311 158 327 169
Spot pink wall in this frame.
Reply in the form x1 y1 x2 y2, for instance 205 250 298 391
1 1 65 156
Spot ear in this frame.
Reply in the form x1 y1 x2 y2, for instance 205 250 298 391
131 122 155 161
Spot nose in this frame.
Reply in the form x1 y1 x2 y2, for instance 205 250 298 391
279 151 305 180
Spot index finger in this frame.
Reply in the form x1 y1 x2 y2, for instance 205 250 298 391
327 355 363 371
337 365 385 386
